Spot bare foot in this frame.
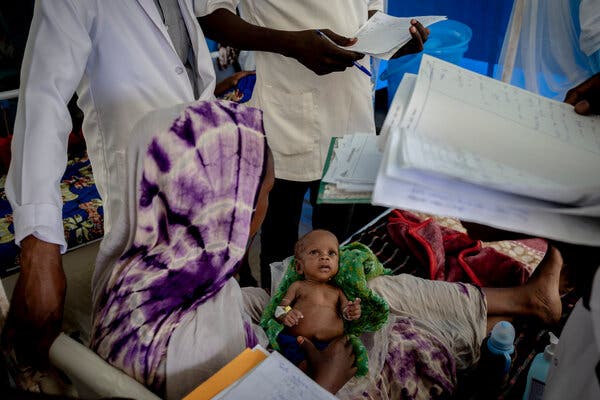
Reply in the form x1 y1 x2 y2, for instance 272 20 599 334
524 246 563 324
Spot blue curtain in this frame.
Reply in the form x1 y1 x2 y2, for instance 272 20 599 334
388 0 514 76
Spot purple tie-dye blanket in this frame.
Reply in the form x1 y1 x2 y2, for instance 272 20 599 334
91 101 267 392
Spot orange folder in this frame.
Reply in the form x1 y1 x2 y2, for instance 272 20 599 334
183 348 268 400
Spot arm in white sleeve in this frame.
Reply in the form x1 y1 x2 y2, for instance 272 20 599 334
579 0 600 56
193 0 238 17
6 0 93 253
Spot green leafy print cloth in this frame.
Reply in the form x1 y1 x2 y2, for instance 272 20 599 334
260 242 391 376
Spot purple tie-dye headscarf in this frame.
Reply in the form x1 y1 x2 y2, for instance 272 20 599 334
91 101 266 391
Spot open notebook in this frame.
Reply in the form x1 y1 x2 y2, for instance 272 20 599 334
373 55 600 246
183 346 337 400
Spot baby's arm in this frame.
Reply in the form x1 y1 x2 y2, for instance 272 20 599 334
340 290 361 321
276 282 304 327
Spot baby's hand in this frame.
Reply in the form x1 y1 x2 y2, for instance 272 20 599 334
282 309 304 327
343 298 361 321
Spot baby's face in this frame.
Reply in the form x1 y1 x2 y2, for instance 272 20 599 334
297 230 339 283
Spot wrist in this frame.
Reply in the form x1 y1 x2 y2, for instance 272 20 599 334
275 305 292 319
279 31 301 59
20 235 62 272
313 374 340 394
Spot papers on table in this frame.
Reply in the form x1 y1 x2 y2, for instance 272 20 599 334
372 55 600 246
318 134 382 203
184 346 337 400
346 12 447 59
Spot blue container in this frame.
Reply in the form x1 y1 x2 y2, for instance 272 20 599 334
381 19 473 106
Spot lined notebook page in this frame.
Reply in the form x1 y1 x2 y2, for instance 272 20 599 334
213 351 336 400
398 55 600 205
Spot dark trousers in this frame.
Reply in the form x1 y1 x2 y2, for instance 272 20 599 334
259 178 385 289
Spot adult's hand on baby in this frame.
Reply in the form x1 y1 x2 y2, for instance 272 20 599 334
343 298 362 321
282 309 303 327
299 335 357 394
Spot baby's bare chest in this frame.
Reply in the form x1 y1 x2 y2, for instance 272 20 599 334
295 285 340 307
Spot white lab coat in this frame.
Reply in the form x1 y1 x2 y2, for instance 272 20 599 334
200 0 382 181
544 268 600 399
7 0 216 252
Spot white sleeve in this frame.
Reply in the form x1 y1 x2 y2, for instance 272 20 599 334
6 0 93 253
193 0 238 17
368 0 384 12
579 0 600 56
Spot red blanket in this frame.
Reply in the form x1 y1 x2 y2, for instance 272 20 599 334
387 210 530 287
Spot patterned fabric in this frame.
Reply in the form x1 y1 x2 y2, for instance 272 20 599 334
387 209 530 287
366 319 457 399
260 242 390 376
346 212 578 399
0 154 104 277
219 74 256 104
90 101 267 392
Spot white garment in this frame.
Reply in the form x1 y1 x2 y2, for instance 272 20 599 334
580 0 600 56
6 0 216 252
497 0 598 99
166 281 269 400
544 268 600 399
199 0 382 181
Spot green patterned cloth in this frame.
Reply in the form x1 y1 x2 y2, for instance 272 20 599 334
260 242 391 376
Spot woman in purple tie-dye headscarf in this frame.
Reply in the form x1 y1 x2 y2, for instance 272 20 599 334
90 100 274 398
86 99 565 400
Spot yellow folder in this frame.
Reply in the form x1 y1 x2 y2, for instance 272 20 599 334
183 348 268 400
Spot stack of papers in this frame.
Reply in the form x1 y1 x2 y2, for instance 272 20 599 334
340 12 447 59
372 55 600 246
318 134 382 204
184 346 336 400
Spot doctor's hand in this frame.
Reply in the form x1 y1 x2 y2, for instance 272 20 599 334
391 19 430 59
564 72 600 115
2 236 65 367
288 29 364 75
299 335 357 394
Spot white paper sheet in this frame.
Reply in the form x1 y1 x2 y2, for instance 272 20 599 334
378 73 417 151
373 123 600 246
398 55 600 206
346 13 447 58
322 134 381 192
213 351 337 400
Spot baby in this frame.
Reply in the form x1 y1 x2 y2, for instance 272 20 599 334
275 229 362 367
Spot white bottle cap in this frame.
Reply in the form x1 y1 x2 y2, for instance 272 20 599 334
544 332 559 360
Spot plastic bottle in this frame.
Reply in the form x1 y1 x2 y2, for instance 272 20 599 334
522 332 559 400
477 321 516 396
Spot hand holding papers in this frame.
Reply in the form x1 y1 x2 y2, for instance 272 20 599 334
373 55 600 246
344 12 446 60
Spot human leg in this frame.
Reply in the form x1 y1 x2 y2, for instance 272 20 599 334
482 246 563 327
368 273 487 370
368 247 563 368
309 181 354 242
260 179 309 289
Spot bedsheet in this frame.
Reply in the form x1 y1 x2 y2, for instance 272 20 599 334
0 153 104 277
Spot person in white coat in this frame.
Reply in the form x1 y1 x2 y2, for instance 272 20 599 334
198 1 430 289
2 0 366 369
